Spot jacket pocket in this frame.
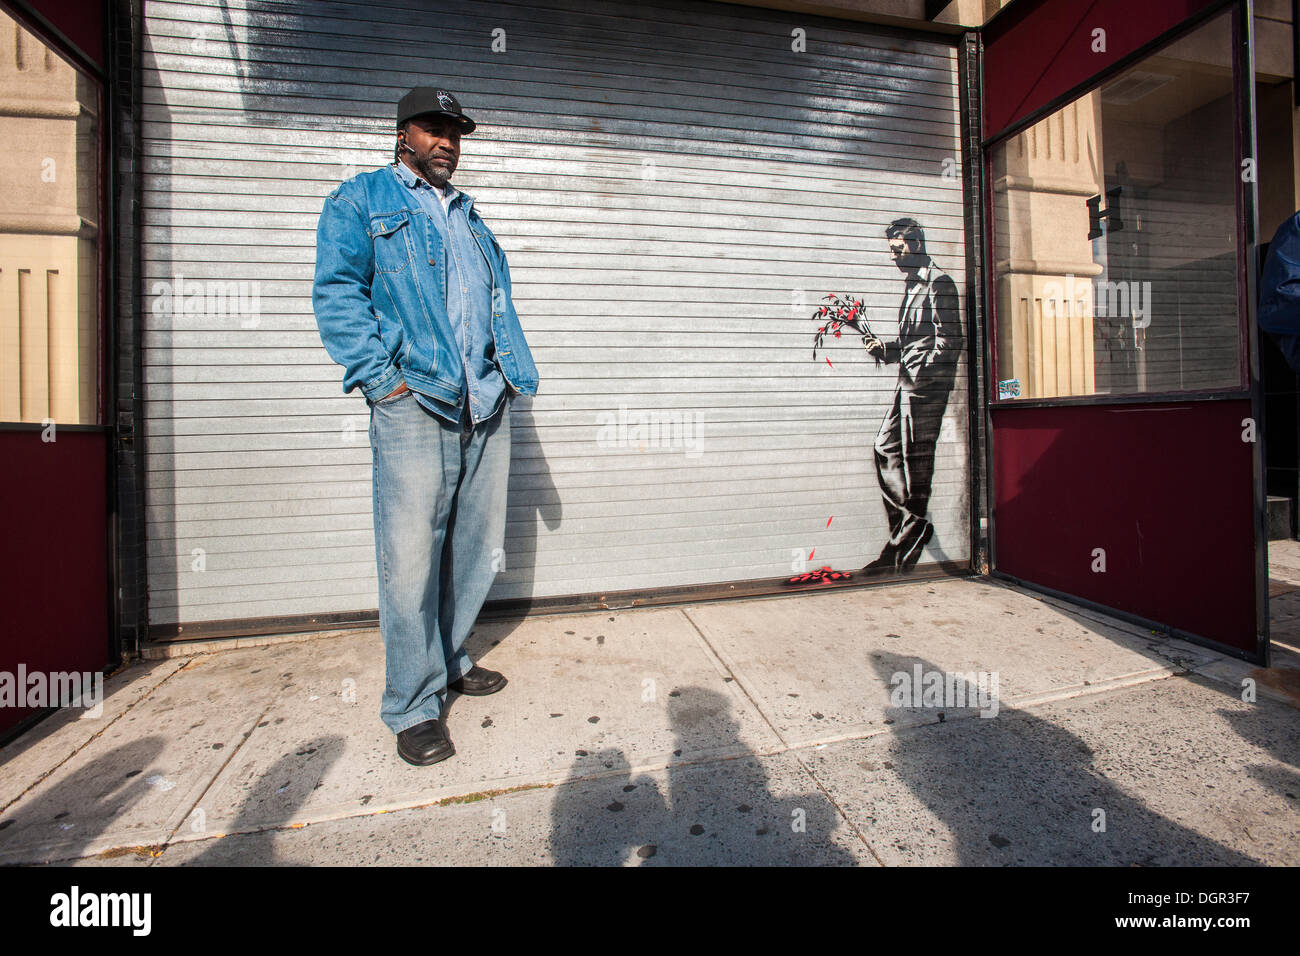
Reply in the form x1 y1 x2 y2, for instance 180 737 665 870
370 213 414 275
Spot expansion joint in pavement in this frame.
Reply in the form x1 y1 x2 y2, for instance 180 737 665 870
676 607 885 865
157 697 282 851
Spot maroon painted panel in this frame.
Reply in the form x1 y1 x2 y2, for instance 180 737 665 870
992 400 1257 652
13 0 103 71
983 0 1222 140
0 430 110 735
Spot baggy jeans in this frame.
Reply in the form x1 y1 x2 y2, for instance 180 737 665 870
368 388 511 734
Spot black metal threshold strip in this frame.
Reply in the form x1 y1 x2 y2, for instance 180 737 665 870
144 560 976 646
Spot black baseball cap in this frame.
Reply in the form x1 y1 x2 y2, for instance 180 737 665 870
396 87 476 134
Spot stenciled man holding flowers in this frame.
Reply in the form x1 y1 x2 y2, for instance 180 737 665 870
862 218 962 574
813 217 962 578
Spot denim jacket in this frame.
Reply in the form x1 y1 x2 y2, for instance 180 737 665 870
312 165 539 407
1260 210 1300 372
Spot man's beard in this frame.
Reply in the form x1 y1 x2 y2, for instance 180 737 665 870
893 252 928 274
414 151 454 187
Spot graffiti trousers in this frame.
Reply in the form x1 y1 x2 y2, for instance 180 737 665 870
873 382 951 550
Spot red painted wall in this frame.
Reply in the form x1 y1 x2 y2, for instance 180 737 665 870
983 0 1224 140
0 430 110 735
992 400 1258 653
12 0 104 71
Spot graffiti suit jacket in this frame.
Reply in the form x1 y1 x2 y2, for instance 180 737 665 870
881 258 963 394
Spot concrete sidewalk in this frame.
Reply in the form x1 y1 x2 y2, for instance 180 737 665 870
1 557 1298 866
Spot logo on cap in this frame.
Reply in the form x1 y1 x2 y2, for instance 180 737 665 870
436 91 454 110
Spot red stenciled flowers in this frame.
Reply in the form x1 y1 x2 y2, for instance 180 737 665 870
811 293 880 367
784 566 853 587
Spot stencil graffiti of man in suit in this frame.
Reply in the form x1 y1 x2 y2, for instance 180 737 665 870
861 218 963 575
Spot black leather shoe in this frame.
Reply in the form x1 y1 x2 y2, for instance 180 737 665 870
449 665 507 696
396 718 454 766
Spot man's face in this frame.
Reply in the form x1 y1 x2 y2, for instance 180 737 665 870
888 236 926 274
401 115 461 187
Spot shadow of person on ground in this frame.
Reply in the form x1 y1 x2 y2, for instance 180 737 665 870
0 737 165 864
868 654 1262 865
181 734 347 865
1216 688 1300 830
546 687 858 865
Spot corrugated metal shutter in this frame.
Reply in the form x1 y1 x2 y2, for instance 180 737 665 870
139 0 969 629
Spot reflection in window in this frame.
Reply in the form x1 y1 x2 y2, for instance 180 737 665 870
0 9 100 424
992 10 1241 400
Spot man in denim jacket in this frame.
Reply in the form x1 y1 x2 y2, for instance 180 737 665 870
313 87 539 766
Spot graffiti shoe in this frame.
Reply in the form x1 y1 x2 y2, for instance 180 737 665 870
861 546 898 576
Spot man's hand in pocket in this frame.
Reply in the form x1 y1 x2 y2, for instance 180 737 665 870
382 382 410 401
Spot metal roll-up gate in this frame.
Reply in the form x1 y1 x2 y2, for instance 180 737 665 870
139 0 969 635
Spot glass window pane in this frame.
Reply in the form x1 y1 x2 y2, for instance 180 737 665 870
0 9 101 425
991 10 1241 401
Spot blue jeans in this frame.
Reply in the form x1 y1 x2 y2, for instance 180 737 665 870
368 388 511 734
